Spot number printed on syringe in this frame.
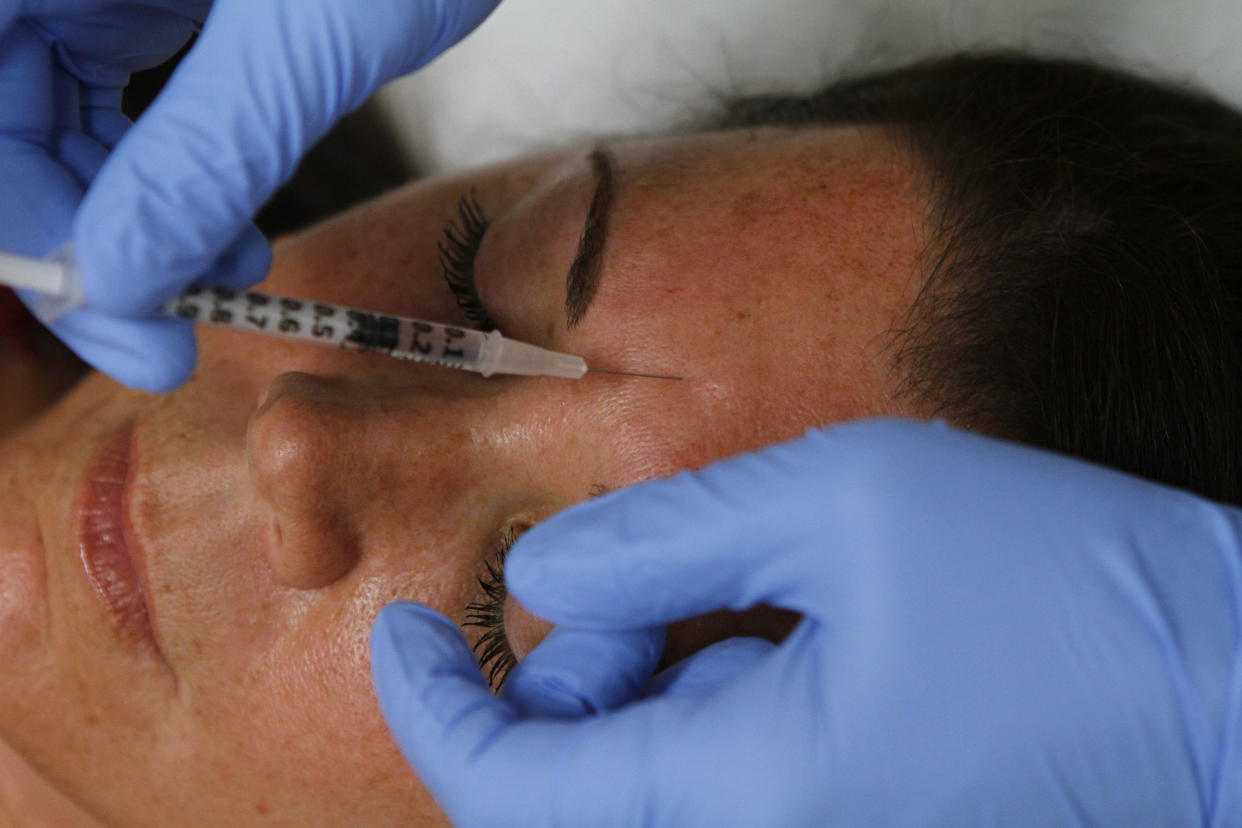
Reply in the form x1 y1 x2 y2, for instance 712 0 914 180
165 284 490 368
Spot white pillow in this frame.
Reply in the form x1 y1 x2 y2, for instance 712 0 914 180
375 0 1242 174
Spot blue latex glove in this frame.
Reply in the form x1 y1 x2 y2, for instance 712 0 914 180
372 419 1242 827
0 0 500 390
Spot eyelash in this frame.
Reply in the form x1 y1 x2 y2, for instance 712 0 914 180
439 192 500 331
464 525 520 691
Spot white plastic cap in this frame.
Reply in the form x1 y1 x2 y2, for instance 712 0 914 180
481 331 587 378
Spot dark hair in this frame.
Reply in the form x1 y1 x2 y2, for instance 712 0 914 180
714 52 1242 505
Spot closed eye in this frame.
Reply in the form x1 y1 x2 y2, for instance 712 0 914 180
439 192 499 330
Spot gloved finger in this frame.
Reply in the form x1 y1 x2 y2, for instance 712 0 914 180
501 625 664 718
80 84 129 151
509 417 1150 635
0 146 79 255
194 224 271 290
371 602 527 821
22 3 205 87
53 117 110 191
75 0 501 315
40 307 197 391
372 602 662 826
373 601 781 826
646 637 775 698
0 24 79 253
0 35 121 249
2 23 124 164
0 18 69 137
505 427 856 631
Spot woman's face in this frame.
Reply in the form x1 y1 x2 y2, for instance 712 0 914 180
0 126 926 825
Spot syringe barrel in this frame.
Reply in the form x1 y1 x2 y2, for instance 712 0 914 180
0 248 593 379
160 285 586 378
388 316 488 368
162 286 492 369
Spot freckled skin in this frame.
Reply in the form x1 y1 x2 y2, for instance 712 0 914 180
0 126 930 825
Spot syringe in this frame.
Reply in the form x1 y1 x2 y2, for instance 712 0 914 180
164 284 590 378
0 248 681 380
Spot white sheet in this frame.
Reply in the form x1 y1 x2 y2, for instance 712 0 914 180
375 0 1242 174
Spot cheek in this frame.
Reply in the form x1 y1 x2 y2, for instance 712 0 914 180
0 521 44 666
168 596 432 818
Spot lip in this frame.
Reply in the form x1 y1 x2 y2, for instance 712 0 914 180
77 424 162 657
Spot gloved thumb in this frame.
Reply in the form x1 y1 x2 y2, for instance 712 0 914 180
647 636 775 698
501 625 664 718
372 600 717 827
504 427 858 633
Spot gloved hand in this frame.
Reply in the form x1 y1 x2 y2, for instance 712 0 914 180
372 418 1242 827
0 0 500 390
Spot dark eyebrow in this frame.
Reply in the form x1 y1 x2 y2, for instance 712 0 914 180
564 145 616 329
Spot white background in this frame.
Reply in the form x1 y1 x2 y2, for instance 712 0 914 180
375 0 1242 174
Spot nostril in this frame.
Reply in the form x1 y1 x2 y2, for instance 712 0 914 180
266 516 282 553
265 510 361 590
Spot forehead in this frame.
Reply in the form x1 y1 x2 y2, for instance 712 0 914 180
566 126 931 457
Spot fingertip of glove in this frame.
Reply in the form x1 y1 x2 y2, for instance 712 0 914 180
200 225 272 290
503 547 589 624
52 312 197 391
130 355 195 393
502 539 549 599
372 602 473 678
375 601 462 639
117 324 197 392
504 500 620 588
371 602 507 761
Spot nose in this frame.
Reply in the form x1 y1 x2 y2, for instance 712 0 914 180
245 370 482 589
